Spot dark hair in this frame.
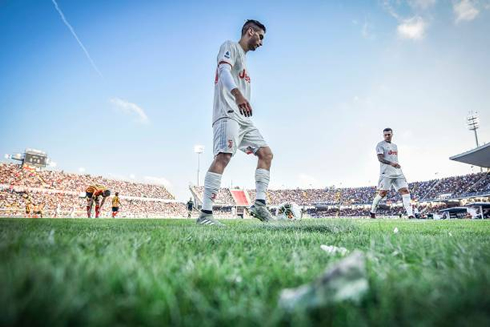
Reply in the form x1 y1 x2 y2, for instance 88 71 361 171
383 128 393 133
115 192 119 196
241 19 266 36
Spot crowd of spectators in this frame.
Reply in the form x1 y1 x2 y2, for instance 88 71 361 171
0 163 184 217
0 163 174 199
192 172 490 207
0 189 187 218
1 161 489 218
308 207 405 218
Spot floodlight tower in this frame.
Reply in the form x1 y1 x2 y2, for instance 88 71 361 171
466 112 480 148
194 145 204 186
466 112 482 172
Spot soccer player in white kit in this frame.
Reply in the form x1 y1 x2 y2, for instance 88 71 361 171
197 20 274 226
370 128 414 219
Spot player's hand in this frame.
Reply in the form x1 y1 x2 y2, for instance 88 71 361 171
233 90 252 117
391 163 401 168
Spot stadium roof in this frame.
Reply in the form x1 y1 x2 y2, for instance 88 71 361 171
450 143 490 168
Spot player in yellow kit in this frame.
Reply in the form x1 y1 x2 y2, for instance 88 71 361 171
111 192 121 218
23 192 33 218
85 184 111 218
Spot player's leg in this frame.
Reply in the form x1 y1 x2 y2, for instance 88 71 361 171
370 177 390 218
395 178 414 218
197 152 230 226
255 146 273 203
86 194 94 218
94 197 101 218
239 125 273 222
198 119 238 226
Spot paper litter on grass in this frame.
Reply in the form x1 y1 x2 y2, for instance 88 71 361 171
320 244 349 256
279 250 368 311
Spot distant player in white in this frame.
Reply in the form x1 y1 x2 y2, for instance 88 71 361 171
54 203 61 218
197 20 274 226
370 128 414 219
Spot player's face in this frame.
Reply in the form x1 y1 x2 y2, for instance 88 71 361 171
248 28 264 51
384 131 393 142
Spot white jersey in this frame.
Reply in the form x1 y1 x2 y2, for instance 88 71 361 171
376 141 404 178
213 41 252 126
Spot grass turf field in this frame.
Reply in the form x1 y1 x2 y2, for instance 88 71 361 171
0 218 489 326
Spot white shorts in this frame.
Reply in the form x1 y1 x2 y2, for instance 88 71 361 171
378 176 409 191
213 118 268 157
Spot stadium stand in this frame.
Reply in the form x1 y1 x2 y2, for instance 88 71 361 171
1 162 489 218
0 163 186 218
191 172 490 217
450 143 490 168
230 189 251 206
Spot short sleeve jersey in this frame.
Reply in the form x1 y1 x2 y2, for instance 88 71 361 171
112 196 120 208
213 41 251 126
376 141 404 178
86 184 107 196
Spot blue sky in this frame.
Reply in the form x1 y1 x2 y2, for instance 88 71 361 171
1 0 489 200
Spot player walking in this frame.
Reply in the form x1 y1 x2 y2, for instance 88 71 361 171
198 20 274 226
54 202 61 218
370 128 414 219
85 184 111 218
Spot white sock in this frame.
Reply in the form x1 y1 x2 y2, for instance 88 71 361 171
402 194 413 216
202 172 222 212
371 194 383 213
255 168 270 202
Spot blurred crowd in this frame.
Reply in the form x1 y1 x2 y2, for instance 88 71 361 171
192 172 490 206
1 162 488 218
0 189 187 218
0 163 174 199
0 163 184 217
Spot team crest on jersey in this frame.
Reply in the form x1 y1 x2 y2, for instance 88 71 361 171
224 51 231 59
228 140 234 149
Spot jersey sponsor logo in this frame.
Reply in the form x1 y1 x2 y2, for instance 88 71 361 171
388 150 398 155
238 69 251 83
224 51 231 59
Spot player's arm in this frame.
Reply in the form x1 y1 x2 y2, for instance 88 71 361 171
216 42 252 117
99 196 106 208
377 154 401 168
218 63 252 117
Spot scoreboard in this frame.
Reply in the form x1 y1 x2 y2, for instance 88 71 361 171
24 151 48 168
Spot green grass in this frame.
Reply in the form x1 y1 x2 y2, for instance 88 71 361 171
1 218 489 326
